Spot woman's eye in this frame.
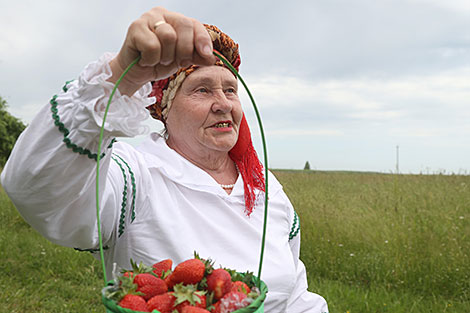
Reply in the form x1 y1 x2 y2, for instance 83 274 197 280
226 88 236 94
197 88 208 93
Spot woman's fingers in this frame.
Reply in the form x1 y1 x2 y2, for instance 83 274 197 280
192 18 215 63
164 12 196 67
132 26 162 67
110 6 217 93
140 8 214 68
153 22 177 66
132 9 165 67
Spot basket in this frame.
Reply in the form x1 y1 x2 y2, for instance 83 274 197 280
102 274 268 313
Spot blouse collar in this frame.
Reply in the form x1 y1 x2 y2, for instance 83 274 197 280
136 132 245 198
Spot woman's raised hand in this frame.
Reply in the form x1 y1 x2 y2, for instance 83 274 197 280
109 7 215 96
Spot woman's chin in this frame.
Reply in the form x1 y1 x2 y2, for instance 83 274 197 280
206 140 237 153
202 134 238 152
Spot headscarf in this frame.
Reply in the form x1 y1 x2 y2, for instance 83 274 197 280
146 24 265 216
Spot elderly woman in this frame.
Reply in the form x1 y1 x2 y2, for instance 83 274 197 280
1 7 328 313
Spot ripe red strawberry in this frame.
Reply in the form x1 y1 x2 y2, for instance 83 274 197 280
164 274 172 288
147 292 176 313
118 294 149 312
231 281 251 295
181 307 211 313
206 268 232 300
213 291 249 313
153 259 173 278
167 258 205 288
210 301 221 313
175 293 206 312
134 273 168 300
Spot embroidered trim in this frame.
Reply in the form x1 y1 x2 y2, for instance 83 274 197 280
289 211 300 241
111 156 129 237
63 80 74 92
112 153 137 222
50 80 116 161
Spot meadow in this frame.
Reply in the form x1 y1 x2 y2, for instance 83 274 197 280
1 170 469 312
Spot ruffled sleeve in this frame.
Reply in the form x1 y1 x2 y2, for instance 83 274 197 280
0 53 153 249
56 52 153 155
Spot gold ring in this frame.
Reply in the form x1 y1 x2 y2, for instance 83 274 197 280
153 21 167 31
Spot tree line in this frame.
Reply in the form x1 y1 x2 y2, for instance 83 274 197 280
0 96 26 167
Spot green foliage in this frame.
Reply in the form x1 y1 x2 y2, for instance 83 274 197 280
274 170 470 312
303 161 311 170
0 97 26 167
0 183 103 312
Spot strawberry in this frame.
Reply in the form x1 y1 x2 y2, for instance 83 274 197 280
173 284 207 312
181 307 211 313
122 271 134 278
164 274 172 288
210 301 221 313
147 292 176 313
118 294 149 312
175 292 206 312
231 281 251 295
134 273 168 300
214 291 249 313
167 258 205 288
206 269 232 300
153 259 173 278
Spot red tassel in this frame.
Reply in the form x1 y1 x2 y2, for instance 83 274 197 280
229 114 265 216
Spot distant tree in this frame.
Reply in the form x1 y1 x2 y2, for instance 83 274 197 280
0 96 26 167
303 161 311 170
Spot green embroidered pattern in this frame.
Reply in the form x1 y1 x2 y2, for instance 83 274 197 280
62 80 74 92
111 156 128 237
289 211 300 241
112 154 137 222
50 81 116 161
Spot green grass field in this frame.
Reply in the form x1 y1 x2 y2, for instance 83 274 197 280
275 170 470 312
1 170 469 312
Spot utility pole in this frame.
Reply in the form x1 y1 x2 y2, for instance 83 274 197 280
396 145 400 174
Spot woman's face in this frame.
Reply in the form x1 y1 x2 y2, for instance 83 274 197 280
166 66 243 159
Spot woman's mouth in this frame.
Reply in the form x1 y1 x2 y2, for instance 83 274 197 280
213 122 231 128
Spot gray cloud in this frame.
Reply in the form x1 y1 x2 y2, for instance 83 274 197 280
1 0 470 172
235 0 470 79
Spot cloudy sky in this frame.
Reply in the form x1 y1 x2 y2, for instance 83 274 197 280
1 0 470 173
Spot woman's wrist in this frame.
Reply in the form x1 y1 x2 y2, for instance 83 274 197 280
108 57 143 96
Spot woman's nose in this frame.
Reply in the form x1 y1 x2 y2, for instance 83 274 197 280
211 90 232 113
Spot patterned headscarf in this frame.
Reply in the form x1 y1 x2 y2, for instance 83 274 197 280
146 24 264 216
